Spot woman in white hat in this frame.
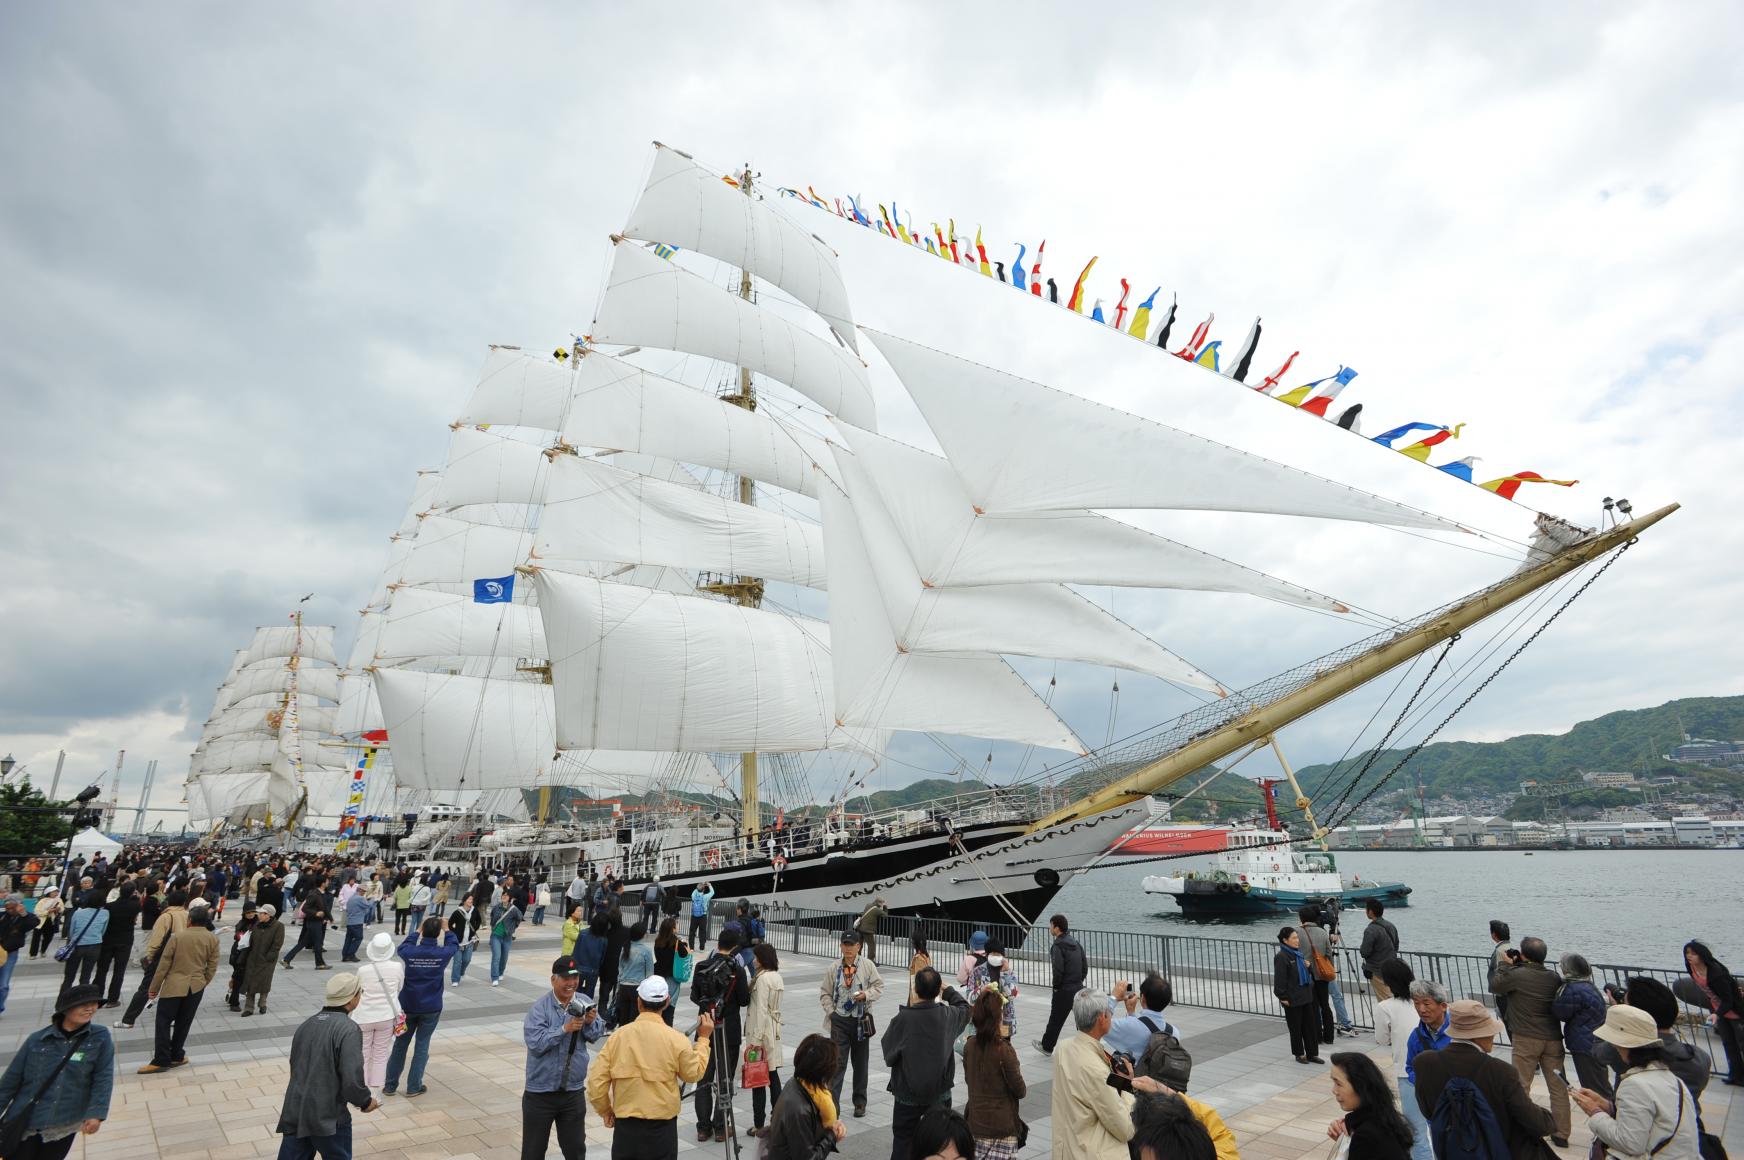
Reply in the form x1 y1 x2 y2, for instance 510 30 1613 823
352 932 406 1097
1572 1004 1700 1159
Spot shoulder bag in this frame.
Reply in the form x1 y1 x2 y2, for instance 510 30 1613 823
54 910 99 963
367 960 409 1037
0 1031 86 1155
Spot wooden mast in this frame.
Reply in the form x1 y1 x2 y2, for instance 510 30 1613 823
1025 503 1678 835
699 163 763 845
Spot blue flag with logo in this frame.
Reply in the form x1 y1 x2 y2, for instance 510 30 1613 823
473 575 514 604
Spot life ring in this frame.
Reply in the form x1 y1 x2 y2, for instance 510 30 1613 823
704 848 721 869
772 855 788 871
1271 862 1281 872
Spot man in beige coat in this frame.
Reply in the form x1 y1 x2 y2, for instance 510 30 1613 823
118 886 191 1028
1051 988 1169 1160
140 900 219 1073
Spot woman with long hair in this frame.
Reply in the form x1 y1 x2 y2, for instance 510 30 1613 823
746 942 786 1137
910 1107 975 1160
652 916 686 1027
1274 927 1321 1064
613 921 654 1027
1572 1004 1701 1158
766 1033 846 1160
962 989 1026 1160
1682 940 1742 1085
907 933 932 1005
1327 1051 1413 1159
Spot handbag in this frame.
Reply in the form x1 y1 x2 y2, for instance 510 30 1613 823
0 1031 86 1155
858 1011 876 1041
740 1044 771 1089
367 960 409 1037
673 945 695 983
53 910 99 963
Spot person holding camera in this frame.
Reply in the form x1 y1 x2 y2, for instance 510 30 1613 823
1492 935 1572 1146
691 930 752 1141
522 954 606 1160
765 1034 846 1160
819 929 884 1119
1050 987 1171 1160
587 976 713 1160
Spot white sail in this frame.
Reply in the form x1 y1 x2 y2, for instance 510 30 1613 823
185 777 213 826
828 449 1219 690
239 624 339 668
592 240 876 429
537 455 827 590
817 469 1087 753
537 570 867 754
190 770 271 821
376 587 547 661
267 752 306 818
564 352 828 497
333 672 384 736
864 329 1459 531
398 470 444 536
836 423 1347 611
368 538 416 609
455 346 574 431
373 668 556 790
429 427 550 510
621 143 858 352
190 737 281 776
397 514 534 587
221 664 342 709
202 704 337 741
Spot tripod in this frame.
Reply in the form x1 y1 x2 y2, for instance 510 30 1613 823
684 966 743 1160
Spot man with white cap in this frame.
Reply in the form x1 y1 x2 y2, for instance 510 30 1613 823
522 954 606 1160
588 974 713 1160
1411 998 1556 1158
275 972 379 1160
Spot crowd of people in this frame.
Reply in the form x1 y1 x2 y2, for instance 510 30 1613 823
1 850 1739 1160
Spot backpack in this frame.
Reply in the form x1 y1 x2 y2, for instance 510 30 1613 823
1430 1075 1510 1159
1136 1015 1193 1092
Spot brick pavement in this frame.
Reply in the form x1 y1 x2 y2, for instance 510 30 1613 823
2 918 1736 1160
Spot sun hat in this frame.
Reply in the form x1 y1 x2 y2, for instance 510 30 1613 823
367 932 395 961
1593 1004 1661 1050
325 973 363 1005
637 976 670 1003
1445 999 1504 1040
968 931 988 952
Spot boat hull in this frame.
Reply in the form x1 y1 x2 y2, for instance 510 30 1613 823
1107 825 1230 856
1145 878 1413 915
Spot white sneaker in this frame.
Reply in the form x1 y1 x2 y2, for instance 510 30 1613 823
491 979 500 987
451 979 461 987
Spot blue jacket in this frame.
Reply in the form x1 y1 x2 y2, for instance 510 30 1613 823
397 932 459 1015
618 940 655 987
1552 978 1607 1055
691 886 714 917
1405 1012 1451 1083
572 930 607 977
490 901 523 940
65 906 109 948
344 892 374 927
522 990 605 1093
0 1021 115 1128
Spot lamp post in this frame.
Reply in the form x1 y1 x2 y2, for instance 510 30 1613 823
59 784 103 899
0 754 14 778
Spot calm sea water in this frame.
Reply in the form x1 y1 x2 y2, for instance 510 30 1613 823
1050 848 1744 971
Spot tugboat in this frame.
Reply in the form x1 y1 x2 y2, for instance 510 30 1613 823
1141 828 1411 914
1140 779 1410 915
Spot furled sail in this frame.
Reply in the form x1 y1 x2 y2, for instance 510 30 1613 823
239 624 338 668
429 427 550 510
564 351 828 497
375 587 547 661
592 240 876 429
835 423 1348 611
621 143 858 352
396 514 535 587
536 569 866 754
817 469 1086 753
455 346 575 431
537 455 827 590
827 448 1219 690
864 329 1459 531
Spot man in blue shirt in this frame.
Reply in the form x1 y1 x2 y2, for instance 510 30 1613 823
1404 977 1452 1084
1103 973 1181 1060
340 888 373 963
523 954 604 1160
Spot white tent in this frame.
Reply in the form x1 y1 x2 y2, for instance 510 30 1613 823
67 828 123 862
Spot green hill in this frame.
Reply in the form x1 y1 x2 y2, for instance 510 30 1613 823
1290 695 1744 806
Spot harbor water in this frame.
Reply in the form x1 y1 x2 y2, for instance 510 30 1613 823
1053 847 1744 969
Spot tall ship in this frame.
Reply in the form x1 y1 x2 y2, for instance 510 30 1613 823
187 143 1672 929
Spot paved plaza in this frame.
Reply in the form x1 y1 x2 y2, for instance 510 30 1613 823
2 919 1738 1160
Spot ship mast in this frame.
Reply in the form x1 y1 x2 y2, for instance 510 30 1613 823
1025 503 1678 835
699 162 763 846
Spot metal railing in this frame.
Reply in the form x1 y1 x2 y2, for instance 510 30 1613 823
751 904 1725 1063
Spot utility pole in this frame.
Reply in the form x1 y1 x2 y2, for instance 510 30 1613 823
49 750 66 799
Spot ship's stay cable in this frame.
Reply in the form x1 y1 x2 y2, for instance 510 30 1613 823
974 541 1632 880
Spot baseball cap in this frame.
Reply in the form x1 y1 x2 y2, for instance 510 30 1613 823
637 976 670 1003
551 955 582 977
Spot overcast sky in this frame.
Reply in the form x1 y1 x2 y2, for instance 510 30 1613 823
3 2 1741 828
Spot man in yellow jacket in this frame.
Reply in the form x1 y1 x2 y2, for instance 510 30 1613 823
587 976 712 1160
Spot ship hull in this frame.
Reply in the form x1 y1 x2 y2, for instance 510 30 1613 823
1107 825 1230 856
486 802 1146 938
1146 879 1413 915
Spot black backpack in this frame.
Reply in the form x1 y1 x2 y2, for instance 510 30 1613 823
1136 1014 1192 1092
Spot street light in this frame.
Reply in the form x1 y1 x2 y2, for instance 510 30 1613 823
0 754 14 777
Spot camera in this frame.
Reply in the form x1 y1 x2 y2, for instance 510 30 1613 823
566 994 597 1020
1109 1050 1137 1074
